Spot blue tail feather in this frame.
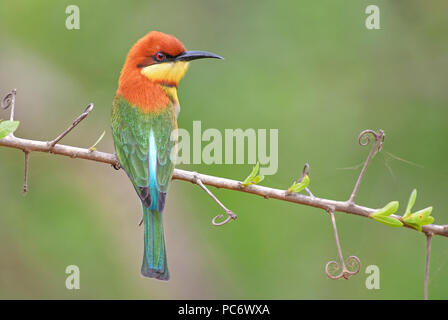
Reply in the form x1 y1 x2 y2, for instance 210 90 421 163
141 205 169 280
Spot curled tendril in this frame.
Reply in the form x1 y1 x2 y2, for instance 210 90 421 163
1 89 16 110
325 255 361 280
212 211 237 226
345 256 361 273
358 129 385 152
325 260 342 279
192 174 237 227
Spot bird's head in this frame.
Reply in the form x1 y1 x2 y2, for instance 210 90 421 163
117 31 222 112
121 31 223 88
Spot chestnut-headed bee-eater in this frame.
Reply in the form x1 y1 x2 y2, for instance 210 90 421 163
111 31 222 280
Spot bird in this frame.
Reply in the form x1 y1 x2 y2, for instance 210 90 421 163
111 31 222 280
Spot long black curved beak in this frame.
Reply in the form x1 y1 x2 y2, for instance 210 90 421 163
175 50 224 61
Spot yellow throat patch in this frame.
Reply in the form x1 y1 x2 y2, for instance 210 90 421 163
141 61 189 85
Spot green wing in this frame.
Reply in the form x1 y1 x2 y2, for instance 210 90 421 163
111 95 176 211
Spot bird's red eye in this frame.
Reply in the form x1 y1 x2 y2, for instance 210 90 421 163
155 52 165 62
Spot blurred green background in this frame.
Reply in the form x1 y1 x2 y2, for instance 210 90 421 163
0 0 447 299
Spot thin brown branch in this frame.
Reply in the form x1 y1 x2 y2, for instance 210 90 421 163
348 129 385 203
0 90 446 242
1 133 447 238
192 173 237 226
424 232 433 300
325 207 360 280
23 150 29 194
47 103 94 149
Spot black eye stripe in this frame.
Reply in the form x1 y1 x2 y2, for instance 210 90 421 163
137 52 177 68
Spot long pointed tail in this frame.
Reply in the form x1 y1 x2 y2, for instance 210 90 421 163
141 206 169 280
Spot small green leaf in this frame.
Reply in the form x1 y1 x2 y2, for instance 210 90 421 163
415 206 433 218
371 215 403 227
403 189 417 218
403 206 434 232
0 120 19 139
242 162 259 184
370 201 402 227
371 201 399 217
89 130 106 151
287 175 310 193
241 162 264 187
403 207 433 225
399 188 435 231
421 216 435 225
251 175 264 184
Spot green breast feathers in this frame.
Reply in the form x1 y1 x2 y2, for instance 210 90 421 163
111 95 177 212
